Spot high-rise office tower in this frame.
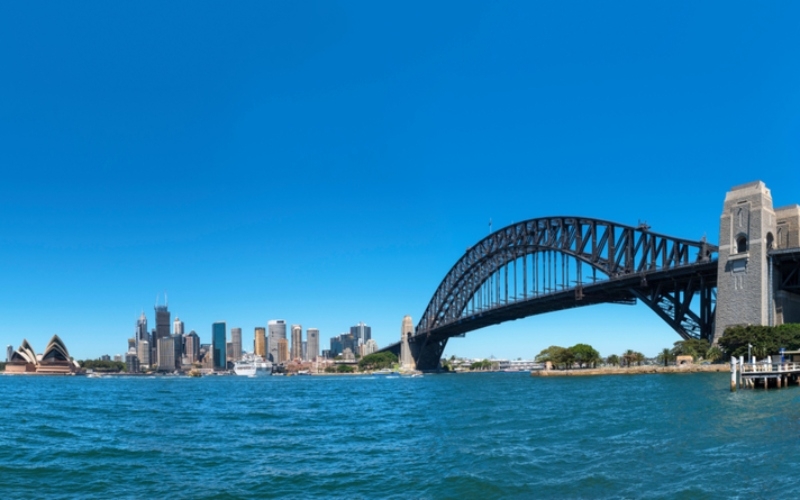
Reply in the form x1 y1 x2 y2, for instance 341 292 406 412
350 322 372 347
212 322 227 370
154 297 170 344
157 334 182 372
138 339 150 368
127 337 136 351
302 341 307 361
306 328 319 361
268 320 286 363
231 328 242 362
277 338 289 364
6 345 12 363
290 324 302 360
226 342 233 365
253 326 267 359
184 331 200 364
254 327 266 358
135 311 149 346
173 317 184 336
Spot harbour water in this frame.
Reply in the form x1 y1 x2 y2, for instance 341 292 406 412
3 372 800 499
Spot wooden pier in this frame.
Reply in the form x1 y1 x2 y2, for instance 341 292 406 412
730 356 800 391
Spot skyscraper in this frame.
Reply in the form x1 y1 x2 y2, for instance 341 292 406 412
184 331 200 364
277 338 289 364
137 339 150 368
154 299 170 344
268 320 286 363
212 322 226 370
157 335 182 372
173 317 184 336
290 324 302 361
350 322 372 347
231 327 242 362
6 344 13 363
254 327 266 358
306 328 319 361
135 311 149 346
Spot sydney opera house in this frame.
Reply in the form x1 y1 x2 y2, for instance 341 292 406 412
6 335 79 374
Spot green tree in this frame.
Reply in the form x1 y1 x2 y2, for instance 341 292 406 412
634 351 645 366
570 343 601 368
672 339 710 361
705 346 723 363
358 352 398 371
535 346 566 364
657 348 672 367
718 324 800 359
336 364 355 373
606 354 620 366
622 350 636 367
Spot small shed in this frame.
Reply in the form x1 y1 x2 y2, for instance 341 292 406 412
675 355 693 365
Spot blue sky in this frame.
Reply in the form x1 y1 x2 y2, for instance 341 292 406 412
2 1 799 360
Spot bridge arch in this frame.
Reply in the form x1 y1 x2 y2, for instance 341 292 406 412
400 217 718 370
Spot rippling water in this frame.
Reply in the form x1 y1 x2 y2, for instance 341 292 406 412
2 372 799 499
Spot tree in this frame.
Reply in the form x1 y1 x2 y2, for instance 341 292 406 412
606 354 620 366
672 339 710 361
570 344 601 368
336 364 355 373
657 348 672 367
718 324 800 359
622 350 636 367
705 346 723 363
634 351 645 366
535 346 566 364
358 352 398 371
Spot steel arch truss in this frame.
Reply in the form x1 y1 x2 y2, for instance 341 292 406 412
416 217 718 344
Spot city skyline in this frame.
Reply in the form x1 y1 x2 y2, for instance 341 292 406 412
2 2 799 361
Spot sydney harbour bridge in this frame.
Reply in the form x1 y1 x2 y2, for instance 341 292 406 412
379 182 800 371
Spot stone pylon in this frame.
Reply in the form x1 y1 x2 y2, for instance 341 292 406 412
714 181 775 342
400 315 415 371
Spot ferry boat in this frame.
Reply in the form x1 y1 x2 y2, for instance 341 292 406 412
233 354 272 377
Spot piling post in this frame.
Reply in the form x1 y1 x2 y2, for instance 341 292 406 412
731 358 737 392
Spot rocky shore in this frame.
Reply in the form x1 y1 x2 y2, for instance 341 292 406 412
531 364 727 377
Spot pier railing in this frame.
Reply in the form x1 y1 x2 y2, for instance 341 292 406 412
740 362 800 374
730 356 800 391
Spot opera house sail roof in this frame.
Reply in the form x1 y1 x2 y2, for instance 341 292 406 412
6 335 76 374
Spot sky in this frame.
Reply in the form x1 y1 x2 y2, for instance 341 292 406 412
2 1 799 361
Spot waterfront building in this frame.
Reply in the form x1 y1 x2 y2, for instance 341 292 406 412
277 338 289 364
125 352 140 373
127 337 135 351
183 331 200 364
302 341 307 361
329 335 343 357
226 342 233 366
400 315 414 370
268 320 286 363
350 322 372 347
173 317 184 336
254 327 266 358
113 354 122 362
342 333 357 354
137 339 151 368
231 327 242 362
7 335 77 374
291 324 302 360
307 328 319 361
212 322 227 370
342 348 355 362
101 354 111 362
321 349 331 359
360 339 378 357
157 335 182 372
198 343 214 369
6 344 12 363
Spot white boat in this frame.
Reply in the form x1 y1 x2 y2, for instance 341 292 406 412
233 354 272 377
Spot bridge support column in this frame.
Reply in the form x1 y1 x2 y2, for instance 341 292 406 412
714 181 776 343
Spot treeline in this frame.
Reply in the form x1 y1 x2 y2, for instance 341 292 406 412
78 359 126 372
719 324 800 359
535 344 603 369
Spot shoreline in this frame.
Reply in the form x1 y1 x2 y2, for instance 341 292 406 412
531 364 727 377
